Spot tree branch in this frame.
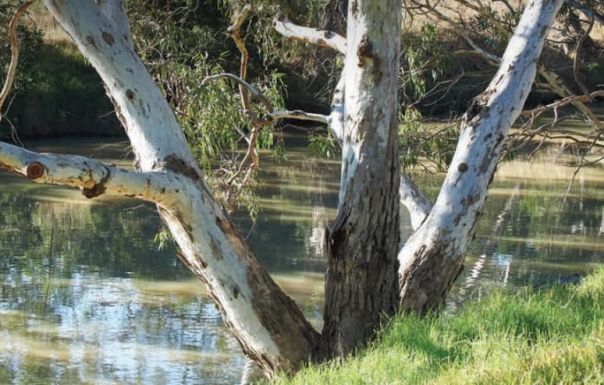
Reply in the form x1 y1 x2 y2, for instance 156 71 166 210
414 0 604 129
326 75 432 228
399 174 432 229
521 89 604 119
399 0 565 312
201 73 274 112
202 73 333 126
0 0 35 121
273 18 346 54
41 2 319 372
269 110 328 123
0 141 182 204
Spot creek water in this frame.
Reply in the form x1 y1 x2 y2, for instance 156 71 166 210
1 136 603 384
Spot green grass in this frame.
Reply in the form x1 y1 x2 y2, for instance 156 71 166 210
270 269 604 385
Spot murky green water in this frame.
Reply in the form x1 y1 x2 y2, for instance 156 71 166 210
1 137 603 384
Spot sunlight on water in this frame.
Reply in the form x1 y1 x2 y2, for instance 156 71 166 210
1 136 603 384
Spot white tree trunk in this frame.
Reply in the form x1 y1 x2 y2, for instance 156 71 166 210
272 20 433 229
398 0 564 312
0 0 568 376
322 0 402 357
38 0 319 375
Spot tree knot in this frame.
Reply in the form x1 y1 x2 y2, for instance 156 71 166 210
82 165 110 199
357 35 374 67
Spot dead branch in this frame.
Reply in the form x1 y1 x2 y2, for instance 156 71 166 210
410 0 604 130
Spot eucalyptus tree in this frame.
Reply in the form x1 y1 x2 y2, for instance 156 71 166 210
0 0 563 378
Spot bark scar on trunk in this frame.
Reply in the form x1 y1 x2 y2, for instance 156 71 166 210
160 154 201 181
82 164 111 199
464 99 490 124
101 30 115 46
357 35 374 66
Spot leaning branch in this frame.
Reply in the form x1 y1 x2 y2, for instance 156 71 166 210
0 141 182 205
269 110 328 123
399 0 565 312
42 0 320 373
399 174 432 229
201 73 273 112
273 18 346 54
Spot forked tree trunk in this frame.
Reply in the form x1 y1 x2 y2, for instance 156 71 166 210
0 0 567 378
323 0 401 357
40 0 319 376
397 0 564 313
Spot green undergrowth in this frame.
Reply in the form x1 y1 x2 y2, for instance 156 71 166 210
270 269 604 385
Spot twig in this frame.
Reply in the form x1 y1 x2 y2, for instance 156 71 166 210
201 73 273 112
561 132 602 209
572 12 594 98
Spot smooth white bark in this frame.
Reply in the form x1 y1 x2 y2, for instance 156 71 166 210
272 20 432 223
398 0 565 312
269 110 329 123
273 18 346 54
0 141 184 204
399 174 432 229
44 0 197 172
37 0 318 375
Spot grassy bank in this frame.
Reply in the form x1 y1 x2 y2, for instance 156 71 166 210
270 269 604 385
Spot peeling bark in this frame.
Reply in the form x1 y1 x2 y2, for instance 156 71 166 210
272 19 432 225
398 0 564 313
322 0 401 357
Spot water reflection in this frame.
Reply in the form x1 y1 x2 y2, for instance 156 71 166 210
450 155 604 306
1 138 604 383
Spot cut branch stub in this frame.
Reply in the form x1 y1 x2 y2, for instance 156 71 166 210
26 161 45 179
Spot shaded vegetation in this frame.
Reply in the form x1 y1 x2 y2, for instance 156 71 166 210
0 1 602 197
2 41 120 138
0 3 119 139
270 269 604 385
